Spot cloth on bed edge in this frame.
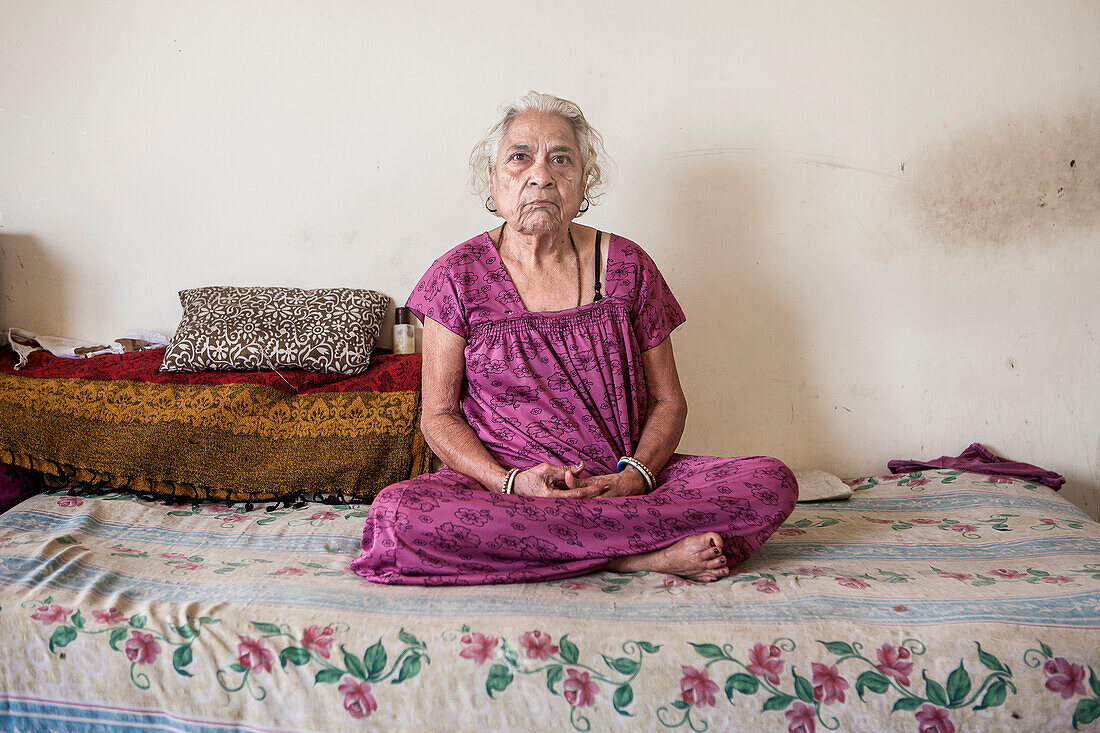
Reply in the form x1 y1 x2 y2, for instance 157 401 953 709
0 346 432 503
0 464 33 512
888 442 1065 489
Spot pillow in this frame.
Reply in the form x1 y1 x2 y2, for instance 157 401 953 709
793 469 853 502
161 287 389 375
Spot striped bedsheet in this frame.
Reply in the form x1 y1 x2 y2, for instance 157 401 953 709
0 470 1097 731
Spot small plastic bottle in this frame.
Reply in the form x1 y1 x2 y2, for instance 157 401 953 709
393 307 416 354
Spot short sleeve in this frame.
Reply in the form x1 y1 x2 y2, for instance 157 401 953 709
629 246 686 351
405 258 468 339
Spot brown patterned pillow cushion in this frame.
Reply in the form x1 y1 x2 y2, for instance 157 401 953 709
161 287 389 375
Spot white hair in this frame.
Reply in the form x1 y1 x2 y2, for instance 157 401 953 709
469 91 612 216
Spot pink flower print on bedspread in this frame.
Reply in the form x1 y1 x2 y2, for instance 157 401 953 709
519 630 559 661
108 545 146 556
914 704 955 733
936 572 975 582
875 643 913 686
28 599 427 716
679 666 719 707
753 578 780 593
785 701 816 733
92 607 128 625
31 604 72 625
991 568 1028 579
339 677 378 719
732 564 1091 591
215 624 427 705
563 669 599 707
459 632 498 665
810 662 848 705
1043 657 1086 699
835 576 871 590
174 562 205 572
301 625 336 658
124 630 161 665
949 524 979 534
456 626 660 723
747 643 784 685
668 637 1023 732
237 636 275 673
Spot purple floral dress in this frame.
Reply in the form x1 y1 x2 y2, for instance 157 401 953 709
351 232 797 585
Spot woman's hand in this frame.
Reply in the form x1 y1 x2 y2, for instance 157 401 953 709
513 462 605 499
574 469 649 498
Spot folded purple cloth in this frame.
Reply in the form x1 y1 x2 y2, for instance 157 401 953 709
888 443 1065 490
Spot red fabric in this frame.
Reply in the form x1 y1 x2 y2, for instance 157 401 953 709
888 442 1065 490
0 346 421 394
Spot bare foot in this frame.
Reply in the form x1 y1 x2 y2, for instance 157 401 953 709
605 532 728 582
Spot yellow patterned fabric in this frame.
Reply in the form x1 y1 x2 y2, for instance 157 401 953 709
0 351 430 503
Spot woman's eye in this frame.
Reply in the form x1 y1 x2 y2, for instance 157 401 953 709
510 153 527 162
553 156 570 165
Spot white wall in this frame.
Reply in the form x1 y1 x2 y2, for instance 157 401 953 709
2 1 1097 518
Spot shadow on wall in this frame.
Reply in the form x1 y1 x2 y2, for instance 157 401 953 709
0 234 69 336
658 158 827 467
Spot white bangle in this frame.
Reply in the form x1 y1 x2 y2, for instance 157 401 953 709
616 456 655 491
502 468 520 494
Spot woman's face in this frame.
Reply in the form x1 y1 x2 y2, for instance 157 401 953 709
489 111 585 236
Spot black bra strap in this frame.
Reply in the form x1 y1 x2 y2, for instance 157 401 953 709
593 230 603 301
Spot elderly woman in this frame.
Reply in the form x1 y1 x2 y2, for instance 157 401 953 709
351 92 797 585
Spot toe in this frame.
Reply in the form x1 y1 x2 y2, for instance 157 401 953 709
691 532 724 558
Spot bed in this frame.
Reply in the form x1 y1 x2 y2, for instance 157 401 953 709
2 467 1098 731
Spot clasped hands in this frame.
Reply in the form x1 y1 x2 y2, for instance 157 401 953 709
511 460 648 499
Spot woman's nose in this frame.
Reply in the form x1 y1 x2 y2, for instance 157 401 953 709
528 158 554 186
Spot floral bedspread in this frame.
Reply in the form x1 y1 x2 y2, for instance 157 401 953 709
0 470 1098 732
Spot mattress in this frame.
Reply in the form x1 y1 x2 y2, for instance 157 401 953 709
1 469 1097 731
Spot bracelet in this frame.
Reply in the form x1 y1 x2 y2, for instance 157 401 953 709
616 456 655 491
502 468 520 495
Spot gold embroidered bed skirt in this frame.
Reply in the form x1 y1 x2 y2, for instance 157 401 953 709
0 347 431 503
